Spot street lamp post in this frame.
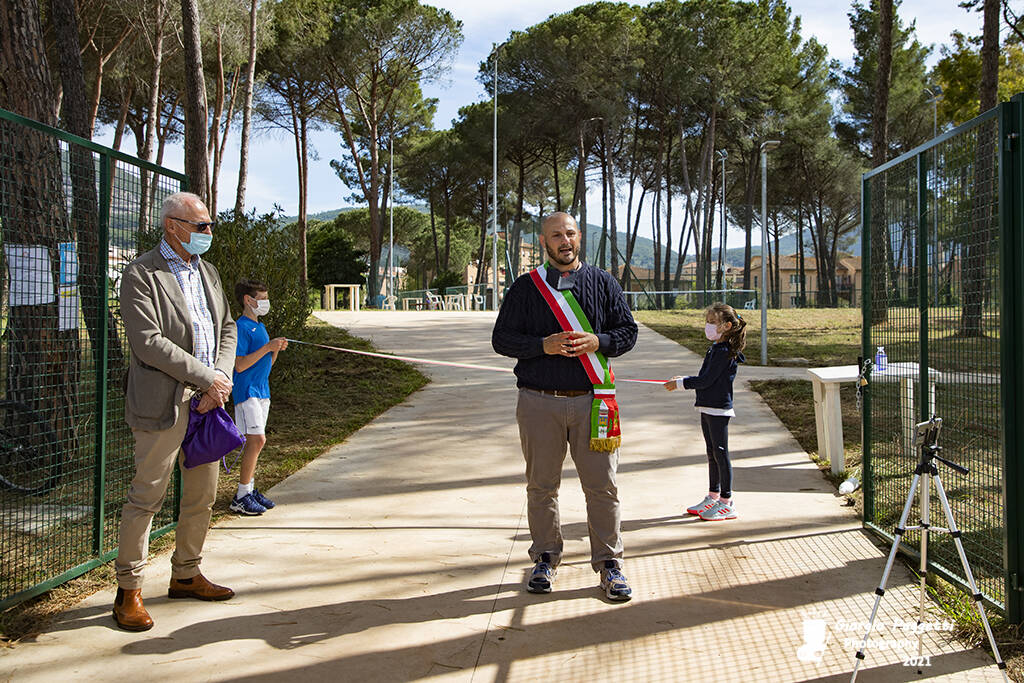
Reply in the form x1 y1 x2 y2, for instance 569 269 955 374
716 149 727 291
389 134 394 304
924 84 942 138
924 84 942 298
491 42 506 311
760 140 780 366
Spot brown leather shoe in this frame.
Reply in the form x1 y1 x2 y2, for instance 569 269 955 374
112 587 154 631
168 573 235 601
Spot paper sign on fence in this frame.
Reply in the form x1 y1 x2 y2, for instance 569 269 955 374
4 244 55 306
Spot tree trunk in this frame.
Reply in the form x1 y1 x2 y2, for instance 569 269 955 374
50 0 125 377
576 125 587 260
298 113 309 291
206 28 226 215
797 203 806 306
551 142 561 212
663 132 674 303
511 158 526 276
112 84 132 152
607 128 619 281
213 66 239 217
234 0 258 214
180 0 209 205
0 0 78 456
443 186 452 272
599 123 608 271
958 0 1000 336
742 151 756 290
428 184 440 277
980 0 999 112
137 0 167 235
869 0 894 325
620 104 640 288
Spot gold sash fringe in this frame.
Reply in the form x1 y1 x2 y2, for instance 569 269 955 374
589 436 621 452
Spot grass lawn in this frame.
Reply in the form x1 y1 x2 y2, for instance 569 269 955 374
635 308 862 366
749 380 863 488
0 317 427 642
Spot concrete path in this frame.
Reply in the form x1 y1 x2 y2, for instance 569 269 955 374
0 312 1003 682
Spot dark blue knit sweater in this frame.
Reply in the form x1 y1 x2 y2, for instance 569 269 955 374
682 342 745 410
491 263 638 391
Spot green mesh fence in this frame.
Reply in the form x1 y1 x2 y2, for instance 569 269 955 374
0 107 187 609
862 100 1017 617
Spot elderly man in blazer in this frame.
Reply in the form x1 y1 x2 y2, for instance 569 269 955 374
113 191 237 631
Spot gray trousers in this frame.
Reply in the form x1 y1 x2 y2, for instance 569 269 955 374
516 388 623 571
115 397 220 589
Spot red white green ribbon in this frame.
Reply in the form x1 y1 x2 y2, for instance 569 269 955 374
529 264 622 452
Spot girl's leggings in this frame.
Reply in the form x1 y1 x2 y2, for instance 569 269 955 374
700 412 732 499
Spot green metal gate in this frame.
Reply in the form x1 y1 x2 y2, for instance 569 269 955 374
862 93 1024 621
0 108 187 609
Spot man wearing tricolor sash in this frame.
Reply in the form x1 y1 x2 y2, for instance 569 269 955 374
492 212 638 602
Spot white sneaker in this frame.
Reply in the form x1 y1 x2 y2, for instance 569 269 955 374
686 495 718 516
699 499 737 521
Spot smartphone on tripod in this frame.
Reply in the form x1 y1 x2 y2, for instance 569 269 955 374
913 417 942 450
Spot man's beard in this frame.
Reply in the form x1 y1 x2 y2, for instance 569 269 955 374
545 241 580 266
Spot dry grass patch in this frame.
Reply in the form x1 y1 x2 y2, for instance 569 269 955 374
636 308 861 366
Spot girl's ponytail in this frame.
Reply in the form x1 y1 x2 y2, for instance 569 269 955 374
707 302 747 360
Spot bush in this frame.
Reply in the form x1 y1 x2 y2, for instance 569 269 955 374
430 270 462 294
307 224 367 290
132 209 307 342
205 209 310 339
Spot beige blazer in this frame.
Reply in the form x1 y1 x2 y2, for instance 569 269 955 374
120 245 237 431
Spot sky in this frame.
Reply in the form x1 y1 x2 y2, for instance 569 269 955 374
95 0 985 234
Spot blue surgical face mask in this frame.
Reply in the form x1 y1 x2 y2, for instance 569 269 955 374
181 230 212 256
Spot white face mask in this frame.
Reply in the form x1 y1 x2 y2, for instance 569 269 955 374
251 298 270 317
704 322 721 341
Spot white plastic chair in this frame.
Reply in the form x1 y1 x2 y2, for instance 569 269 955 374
425 292 443 310
383 295 397 310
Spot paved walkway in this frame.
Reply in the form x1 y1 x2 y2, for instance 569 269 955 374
1 312 1003 682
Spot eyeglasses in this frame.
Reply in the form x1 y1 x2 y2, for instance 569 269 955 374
169 216 216 232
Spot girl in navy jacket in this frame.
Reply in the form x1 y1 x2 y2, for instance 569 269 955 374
665 302 747 520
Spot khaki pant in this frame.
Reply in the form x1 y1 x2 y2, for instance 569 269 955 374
115 397 220 589
516 388 623 571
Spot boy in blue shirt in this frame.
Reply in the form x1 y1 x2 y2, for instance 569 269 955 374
230 279 288 515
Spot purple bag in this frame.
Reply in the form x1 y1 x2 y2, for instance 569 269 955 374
182 396 245 469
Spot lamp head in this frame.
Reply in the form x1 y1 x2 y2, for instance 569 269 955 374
760 140 781 153
717 149 728 161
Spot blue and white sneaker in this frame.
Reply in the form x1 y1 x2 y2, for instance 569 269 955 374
527 552 556 593
229 492 266 516
251 487 275 509
599 561 632 602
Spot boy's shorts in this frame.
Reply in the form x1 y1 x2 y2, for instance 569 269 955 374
234 397 271 435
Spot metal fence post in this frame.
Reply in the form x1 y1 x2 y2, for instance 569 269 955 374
172 177 189 520
1000 95 1024 623
917 152 930 421
861 174 874 523
92 154 112 554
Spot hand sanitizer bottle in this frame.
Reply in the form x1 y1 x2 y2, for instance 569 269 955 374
839 477 860 494
875 346 887 372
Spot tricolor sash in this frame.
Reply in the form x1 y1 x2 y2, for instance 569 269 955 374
529 263 621 452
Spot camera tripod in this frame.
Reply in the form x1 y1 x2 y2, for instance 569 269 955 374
850 416 1008 682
